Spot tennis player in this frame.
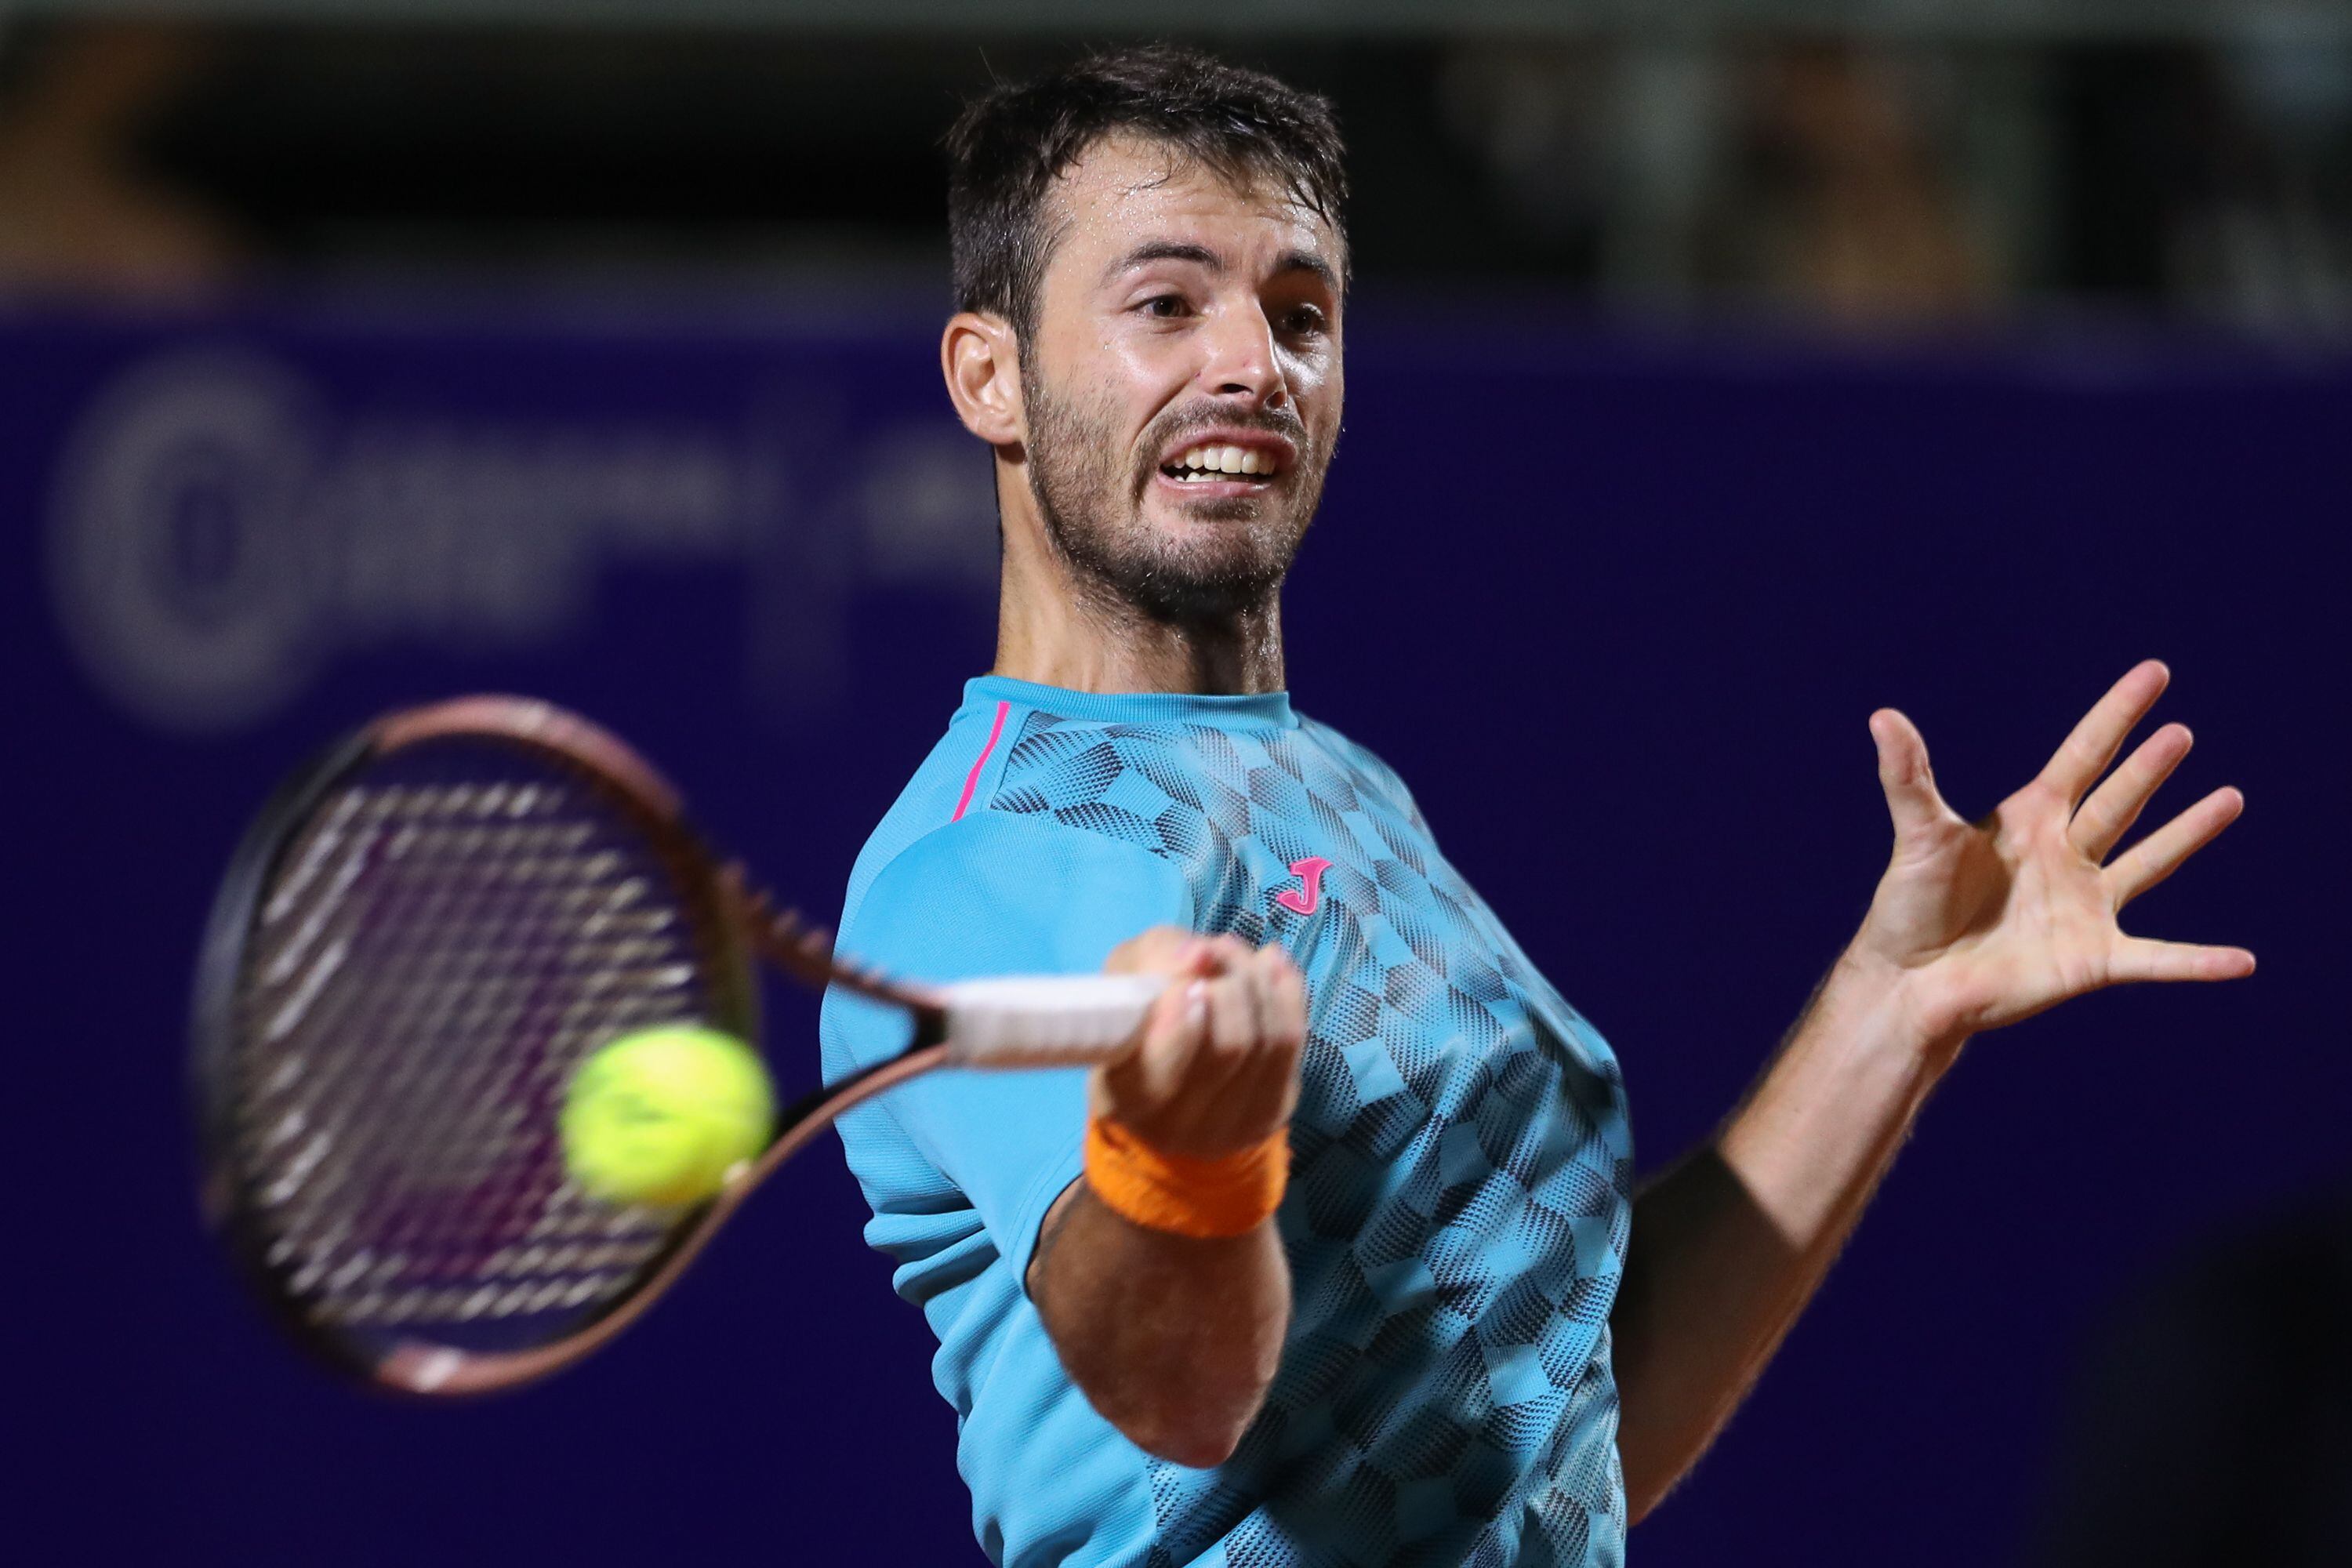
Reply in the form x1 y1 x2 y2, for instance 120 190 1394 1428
818 46 2251 1568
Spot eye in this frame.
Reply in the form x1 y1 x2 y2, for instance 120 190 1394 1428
1278 303 1329 337
1138 293 1191 320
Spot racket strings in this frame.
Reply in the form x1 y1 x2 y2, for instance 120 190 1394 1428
231 758 733 1351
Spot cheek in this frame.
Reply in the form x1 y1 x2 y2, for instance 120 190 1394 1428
1107 334 1204 420
1282 343 1339 401
1299 365 1343 445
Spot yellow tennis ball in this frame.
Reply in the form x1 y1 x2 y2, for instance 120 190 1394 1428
561 1025 775 1207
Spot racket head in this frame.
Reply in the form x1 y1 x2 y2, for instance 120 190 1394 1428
192 696 760 1394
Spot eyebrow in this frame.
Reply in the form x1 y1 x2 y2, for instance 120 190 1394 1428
1274 248 1342 292
1102 241 1341 293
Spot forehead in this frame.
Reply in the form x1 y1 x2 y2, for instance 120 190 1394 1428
1040 134 1342 286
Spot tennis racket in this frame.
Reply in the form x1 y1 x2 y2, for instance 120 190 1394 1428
193 695 1162 1398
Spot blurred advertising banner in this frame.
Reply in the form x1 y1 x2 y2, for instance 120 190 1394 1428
21 310 997 737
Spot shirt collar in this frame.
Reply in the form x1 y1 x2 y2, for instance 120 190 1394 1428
964 673 1298 731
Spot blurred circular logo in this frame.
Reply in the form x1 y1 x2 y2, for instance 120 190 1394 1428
47 349 324 733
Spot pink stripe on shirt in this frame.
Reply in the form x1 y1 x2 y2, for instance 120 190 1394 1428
950 700 1011 822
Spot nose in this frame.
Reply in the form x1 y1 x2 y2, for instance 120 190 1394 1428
1199 303 1287 411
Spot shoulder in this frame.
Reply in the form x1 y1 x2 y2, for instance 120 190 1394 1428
842 811 1194 982
860 810 1166 904
837 693 1034 927
1295 713 1432 834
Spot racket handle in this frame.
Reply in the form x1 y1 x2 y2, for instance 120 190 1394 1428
936 975 1167 1069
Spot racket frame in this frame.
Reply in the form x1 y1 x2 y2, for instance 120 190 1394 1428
193 698 827 1393
193 695 1141 1399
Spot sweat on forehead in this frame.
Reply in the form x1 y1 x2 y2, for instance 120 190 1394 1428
1039 136 1345 278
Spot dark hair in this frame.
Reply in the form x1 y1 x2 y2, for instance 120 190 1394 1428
946 44 1348 345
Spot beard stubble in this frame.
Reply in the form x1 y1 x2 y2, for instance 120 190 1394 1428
1021 365 1327 626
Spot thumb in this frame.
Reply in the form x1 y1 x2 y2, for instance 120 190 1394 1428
1869 707 1946 839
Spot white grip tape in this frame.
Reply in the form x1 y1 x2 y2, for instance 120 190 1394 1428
938 974 1167 1068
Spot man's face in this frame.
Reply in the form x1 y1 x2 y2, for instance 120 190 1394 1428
1018 136 1345 622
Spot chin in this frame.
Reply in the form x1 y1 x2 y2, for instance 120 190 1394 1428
1134 508 1278 566
1044 478 1309 620
1160 539 1298 610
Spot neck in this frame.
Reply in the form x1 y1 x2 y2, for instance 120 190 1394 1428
991 470 1287 696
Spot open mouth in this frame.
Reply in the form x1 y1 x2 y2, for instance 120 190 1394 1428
1159 441 1284 485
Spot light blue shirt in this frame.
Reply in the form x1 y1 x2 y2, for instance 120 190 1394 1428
821 677 1634 1567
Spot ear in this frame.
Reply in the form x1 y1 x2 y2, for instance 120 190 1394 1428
941 311 1025 448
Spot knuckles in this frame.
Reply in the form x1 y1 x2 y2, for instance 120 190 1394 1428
1105 931 1307 1065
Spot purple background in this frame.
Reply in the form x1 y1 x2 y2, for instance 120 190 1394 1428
8 296 2343 1565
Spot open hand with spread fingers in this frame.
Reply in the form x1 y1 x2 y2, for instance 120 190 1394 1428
1851 659 2254 1047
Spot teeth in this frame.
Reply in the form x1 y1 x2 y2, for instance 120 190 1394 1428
1170 443 1279 478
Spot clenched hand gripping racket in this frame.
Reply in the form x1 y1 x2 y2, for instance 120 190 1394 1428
193 696 1160 1397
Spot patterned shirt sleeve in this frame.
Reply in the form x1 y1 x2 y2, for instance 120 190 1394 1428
822 810 1194 1289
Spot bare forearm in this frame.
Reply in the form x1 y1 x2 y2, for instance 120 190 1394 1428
1028 1180 1291 1468
1612 953 1961 1520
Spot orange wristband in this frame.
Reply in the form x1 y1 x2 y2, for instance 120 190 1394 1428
1083 1116 1289 1240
